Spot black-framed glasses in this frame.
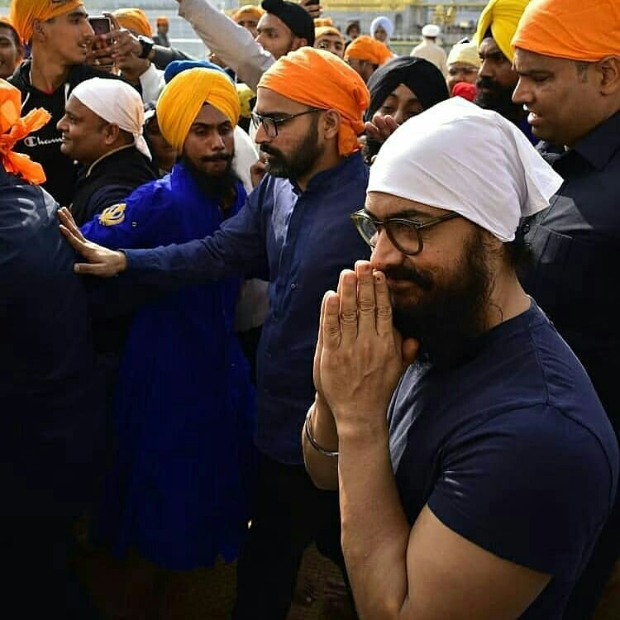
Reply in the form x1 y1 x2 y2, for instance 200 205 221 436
350 209 461 255
250 108 324 138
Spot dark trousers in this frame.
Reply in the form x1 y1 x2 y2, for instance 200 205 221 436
231 451 345 620
1 516 102 619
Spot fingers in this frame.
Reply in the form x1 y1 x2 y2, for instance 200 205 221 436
355 261 376 334
373 269 393 337
57 207 86 242
337 270 358 345
321 291 341 351
401 338 420 367
103 12 121 31
364 120 381 141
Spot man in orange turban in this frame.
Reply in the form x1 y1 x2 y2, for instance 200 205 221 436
55 44 372 620
314 24 344 58
344 35 391 83
474 0 532 136
511 2 620 618
154 15 170 47
113 8 152 38
232 4 265 38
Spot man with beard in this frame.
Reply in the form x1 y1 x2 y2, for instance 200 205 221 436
78 68 256 613
512 1 620 617
474 0 535 142
57 48 370 620
303 98 619 619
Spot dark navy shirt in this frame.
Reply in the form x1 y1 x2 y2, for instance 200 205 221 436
124 152 370 463
389 303 618 619
0 166 106 517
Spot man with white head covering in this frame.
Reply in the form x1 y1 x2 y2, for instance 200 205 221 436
370 15 393 44
303 97 619 619
57 77 157 226
411 23 447 76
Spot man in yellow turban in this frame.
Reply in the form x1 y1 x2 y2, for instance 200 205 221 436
8 0 120 207
57 45 372 620
314 24 344 58
113 8 152 38
344 35 392 83
511 2 620 617
232 4 265 38
474 0 532 136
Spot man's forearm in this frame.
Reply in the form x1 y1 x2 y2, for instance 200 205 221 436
178 0 273 91
302 394 339 490
151 45 193 71
338 421 411 619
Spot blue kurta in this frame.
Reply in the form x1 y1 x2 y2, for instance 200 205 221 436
82 162 255 570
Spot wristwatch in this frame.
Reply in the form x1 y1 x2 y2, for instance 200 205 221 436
137 35 155 59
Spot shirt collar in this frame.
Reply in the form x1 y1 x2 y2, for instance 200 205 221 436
85 144 136 178
290 151 364 195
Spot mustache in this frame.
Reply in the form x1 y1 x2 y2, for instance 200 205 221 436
382 265 433 291
260 145 281 157
476 76 502 93
200 153 232 163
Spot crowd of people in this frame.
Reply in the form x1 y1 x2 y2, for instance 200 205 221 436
2 0 619 618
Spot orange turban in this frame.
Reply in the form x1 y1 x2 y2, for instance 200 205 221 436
156 16 169 26
315 26 343 41
344 35 392 66
314 17 334 27
512 0 620 62
10 0 83 44
113 8 152 38
258 47 369 156
0 80 50 184
475 0 531 63
232 4 265 23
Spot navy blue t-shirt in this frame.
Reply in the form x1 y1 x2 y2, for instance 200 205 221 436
388 303 618 618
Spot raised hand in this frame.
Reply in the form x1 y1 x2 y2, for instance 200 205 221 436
364 113 400 145
57 207 128 277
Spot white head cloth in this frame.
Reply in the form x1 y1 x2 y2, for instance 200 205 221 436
71 78 151 160
370 16 394 39
422 24 441 38
368 97 563 242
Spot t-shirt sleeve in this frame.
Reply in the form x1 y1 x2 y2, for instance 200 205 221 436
427 405 614 580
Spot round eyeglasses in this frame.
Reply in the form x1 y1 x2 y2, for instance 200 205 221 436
350 209 461 255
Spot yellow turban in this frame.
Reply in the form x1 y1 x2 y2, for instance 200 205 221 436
258 47 369 156
447 41 481 68
156 68 241 153
10 0 83 44
315 26 343 42
236 83 255 118
344 35 392 66
475 0 531 63
113 8 152 38
0 80 50 184
512 0 620 62
232 4 265 23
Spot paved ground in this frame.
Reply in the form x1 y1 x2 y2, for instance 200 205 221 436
75 540 354 620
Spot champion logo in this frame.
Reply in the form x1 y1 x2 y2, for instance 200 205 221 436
23 136 63 148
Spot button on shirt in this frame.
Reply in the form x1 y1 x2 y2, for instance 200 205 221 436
124 152 370 463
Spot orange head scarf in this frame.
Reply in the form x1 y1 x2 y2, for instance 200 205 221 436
258 47 369 156
113 8 153 37
315 26 343 42
344 35 392 66
0 79 50 184
512 0 620 62
10 0 83 44
232 4 265 23
314 17 334 28
156 16 169 26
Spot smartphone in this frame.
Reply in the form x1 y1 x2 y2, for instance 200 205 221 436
88 16 112 36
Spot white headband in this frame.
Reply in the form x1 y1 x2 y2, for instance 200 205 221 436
368 98 563 242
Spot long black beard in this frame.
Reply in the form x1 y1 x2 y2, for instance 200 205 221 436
181 153 238 209
390 229 494 371
474 77 523 125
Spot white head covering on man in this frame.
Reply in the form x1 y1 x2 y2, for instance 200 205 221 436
368 97 563 242
70 78 151 160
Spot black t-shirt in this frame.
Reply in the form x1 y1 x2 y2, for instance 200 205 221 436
389 303 618 618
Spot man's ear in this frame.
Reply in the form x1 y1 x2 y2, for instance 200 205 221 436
31 19 46 42
291 36 308 51
102 123 121 145
597 56 620 95
321 109 341 141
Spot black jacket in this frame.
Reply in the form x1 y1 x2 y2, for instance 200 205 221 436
8 61 123 208
71 144 157 226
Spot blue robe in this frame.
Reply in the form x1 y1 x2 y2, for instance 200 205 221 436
82 162 255 570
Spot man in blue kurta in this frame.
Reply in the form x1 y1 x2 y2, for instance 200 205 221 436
79 68 256 581
59 48 371 619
